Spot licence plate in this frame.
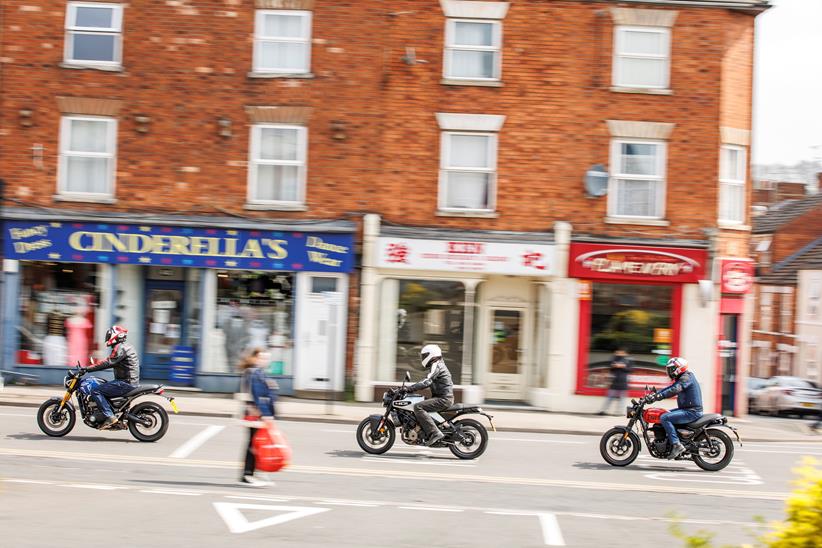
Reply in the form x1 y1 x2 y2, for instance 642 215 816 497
802 402 816 408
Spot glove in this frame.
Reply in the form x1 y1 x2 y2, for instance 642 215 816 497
642 394 655 404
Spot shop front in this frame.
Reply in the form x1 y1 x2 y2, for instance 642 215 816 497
717 258 754 416
355 216 559 404
2 217 354 394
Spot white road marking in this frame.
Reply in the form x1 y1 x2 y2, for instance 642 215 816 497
226 495 293 503
169 425 225 459
538 513 566 546
398 506 464 513
486 511 536 517
62 483 122 490
739 449 822 456
318 501 380 507
0 412 34 417
3 479 53 485
493 437 585 445
213 502 329 534
636 455 764 486
320 429 353 434
140 489 202 496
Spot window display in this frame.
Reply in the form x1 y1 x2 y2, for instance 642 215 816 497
18 262 99 367
584 283 674 391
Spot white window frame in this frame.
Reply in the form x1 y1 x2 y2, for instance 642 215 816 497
780 290 793 334
247 124 308 206
613 25 671 90
64 2 124 68
58 115 118 198
443 18 502 81
760 291 773 332
719 144 747 225
253 10 312 74
438 131 498 213
608 138 667 220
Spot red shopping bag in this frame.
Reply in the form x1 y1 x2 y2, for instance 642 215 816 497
252 421 292 473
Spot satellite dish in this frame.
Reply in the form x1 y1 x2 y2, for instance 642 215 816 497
584 164 609 197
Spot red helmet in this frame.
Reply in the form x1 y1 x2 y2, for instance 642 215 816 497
666 357 688 379
105 325 128 347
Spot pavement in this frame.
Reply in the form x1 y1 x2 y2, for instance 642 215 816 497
2 404 822 547
1 384 821 442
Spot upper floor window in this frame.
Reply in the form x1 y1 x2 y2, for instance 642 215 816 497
64 3 123 67
608 139 666 219
59 116 117 197
444 19 501 81
613 26 670 89
719 145 746 224
439 131 497 212
248 124 307 205
253 10 312 74
760 291 773 332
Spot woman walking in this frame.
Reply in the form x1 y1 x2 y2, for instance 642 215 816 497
237 348 278 486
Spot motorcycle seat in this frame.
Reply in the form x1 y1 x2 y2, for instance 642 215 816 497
123 384 160 398
683 413 724 429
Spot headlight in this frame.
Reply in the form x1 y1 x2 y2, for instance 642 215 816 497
382 391 391 407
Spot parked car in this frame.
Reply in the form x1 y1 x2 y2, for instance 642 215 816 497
750 376 822 417
746 377 769 413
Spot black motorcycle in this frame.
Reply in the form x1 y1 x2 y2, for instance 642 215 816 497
36 365 178 442
356 372 495 460
599 389 741 471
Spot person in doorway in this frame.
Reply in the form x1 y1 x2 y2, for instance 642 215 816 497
85 325 140 429
643 357 703 460
400 344 454 447
598 347 633 416
238 348 278 486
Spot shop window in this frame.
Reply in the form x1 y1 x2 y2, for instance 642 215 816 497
380 280 465 383
210 271 294 376
253 10 312 74
582 283 674 391
64 2 123 67
18 262 100 367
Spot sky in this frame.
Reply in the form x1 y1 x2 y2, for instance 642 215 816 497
753 0 822 166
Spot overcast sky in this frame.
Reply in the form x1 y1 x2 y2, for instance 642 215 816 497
753 0 822 166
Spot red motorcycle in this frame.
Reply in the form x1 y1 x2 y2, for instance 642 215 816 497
599 389 740 471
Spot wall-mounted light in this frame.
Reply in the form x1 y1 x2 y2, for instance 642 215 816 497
134 114 151 133
330 120 346 141
19 108 33 128
217 117 232 139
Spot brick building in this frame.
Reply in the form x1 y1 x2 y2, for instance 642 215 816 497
1 0 768 414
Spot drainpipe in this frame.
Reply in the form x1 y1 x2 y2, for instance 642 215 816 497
355 214 381 402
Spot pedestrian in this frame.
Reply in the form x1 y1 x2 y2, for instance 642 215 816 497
237 348 279 487
598 347 633 416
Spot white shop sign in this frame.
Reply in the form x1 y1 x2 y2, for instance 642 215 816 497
376 237 556 276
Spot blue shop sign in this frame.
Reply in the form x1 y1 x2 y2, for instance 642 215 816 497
4 221 354 273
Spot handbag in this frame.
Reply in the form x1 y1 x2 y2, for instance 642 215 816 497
252 421 292 473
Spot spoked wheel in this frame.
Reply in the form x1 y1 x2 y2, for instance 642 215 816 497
599 427 641 466
37 398 76 437
449 419 488 460
356 418 395 455
127 402 169 442
692 428 734 471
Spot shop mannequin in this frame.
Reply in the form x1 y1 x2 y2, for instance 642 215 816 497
66 297 92 366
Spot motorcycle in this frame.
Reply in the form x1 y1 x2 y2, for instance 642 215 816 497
356 372 495 460
36 364 179 442
599 388 741 471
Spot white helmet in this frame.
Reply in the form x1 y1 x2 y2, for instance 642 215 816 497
420 344 443 369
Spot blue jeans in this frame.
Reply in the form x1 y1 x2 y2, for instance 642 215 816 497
660 408 703 445
90 380 134 418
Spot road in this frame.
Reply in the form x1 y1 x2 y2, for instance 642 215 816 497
1 404 821 547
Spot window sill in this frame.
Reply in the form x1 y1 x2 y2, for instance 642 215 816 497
60 62 123 72
605 216 670 227
610 86 673 96
436 209 499 219
244 203 308 212
718 222 751 232
441 78 503 88
247 72 314 79
53 194 117 204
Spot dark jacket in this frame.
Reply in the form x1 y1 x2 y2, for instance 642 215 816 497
609 356 633 391
241 367 277 418
406 360 454 399
657 371 703 412
86 343 140 385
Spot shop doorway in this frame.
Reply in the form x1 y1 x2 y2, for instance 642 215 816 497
485 308 526 400
719 314 739 415
143 279 186 381
295 274 346 393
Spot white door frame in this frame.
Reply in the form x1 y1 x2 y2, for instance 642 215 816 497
483 305 530 400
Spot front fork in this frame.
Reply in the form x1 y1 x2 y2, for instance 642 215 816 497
372 410 392 441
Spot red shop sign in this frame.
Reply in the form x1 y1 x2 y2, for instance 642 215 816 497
720 259 754 294
568 243 707 283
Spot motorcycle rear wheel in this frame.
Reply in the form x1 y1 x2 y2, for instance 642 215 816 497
448 418 488 460
356 417 395 455
600 428 640 466
692 428 734 471
127 402 169 442
37 398 76 437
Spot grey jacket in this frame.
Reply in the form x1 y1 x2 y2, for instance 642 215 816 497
406 360 454 399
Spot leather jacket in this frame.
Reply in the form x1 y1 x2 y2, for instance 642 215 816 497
87 343 140 385
656 371 703 412
406 360 454 399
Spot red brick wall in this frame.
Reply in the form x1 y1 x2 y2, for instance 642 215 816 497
772 206 822 264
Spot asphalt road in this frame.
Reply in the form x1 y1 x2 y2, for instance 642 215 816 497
1 404 821 548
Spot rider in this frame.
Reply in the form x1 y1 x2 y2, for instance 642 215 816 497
643 357 703 460
85 325 140 429
401 344 454 446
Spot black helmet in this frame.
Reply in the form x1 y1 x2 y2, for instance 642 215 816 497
105 325 128 347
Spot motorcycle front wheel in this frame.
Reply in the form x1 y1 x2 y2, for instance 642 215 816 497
599 427 640 466
37 398 76 437
449 418 488 460
356 417 395 455
127 402 169 442
692 428 734 472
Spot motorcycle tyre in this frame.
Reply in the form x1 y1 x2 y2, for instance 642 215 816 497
448 418 489 460
599 427 641 467
356 417 396 455
127 402 169 442
37 398 77 437
692 428 734 472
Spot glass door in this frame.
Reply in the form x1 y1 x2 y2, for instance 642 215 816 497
486 308 525 400
720 314 739 415
143 281 186 381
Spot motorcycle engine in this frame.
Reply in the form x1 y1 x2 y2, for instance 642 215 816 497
651 424 666 440
401 426 422 444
